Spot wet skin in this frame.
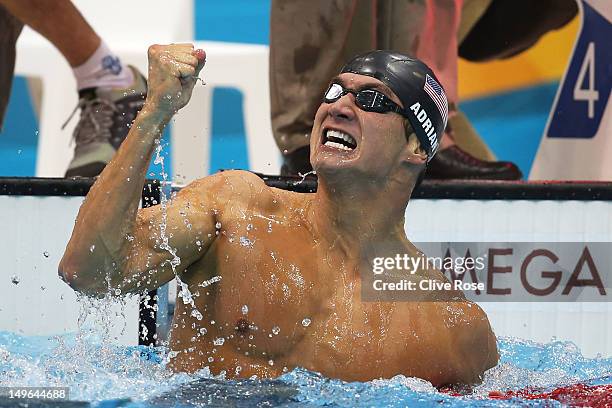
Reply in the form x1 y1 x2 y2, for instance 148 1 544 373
166 175 498 384
60 44 498 386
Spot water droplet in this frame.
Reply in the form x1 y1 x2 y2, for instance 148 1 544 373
199 327 207 335
215 222 222 229
301 318 311 327
89 245 96 252
114 288 121 295
246 223 253 231
208 356 214 362
239 236 254 247
213 337 225 346
43 251 49 258
10 275 20 285
241 305 249 315
268 359 274 366
272 326 280 335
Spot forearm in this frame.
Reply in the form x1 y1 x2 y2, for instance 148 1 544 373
60 105 171 292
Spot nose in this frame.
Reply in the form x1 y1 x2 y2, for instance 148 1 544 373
328 94 356 122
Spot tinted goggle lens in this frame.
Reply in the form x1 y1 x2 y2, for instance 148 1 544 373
355 90 386 113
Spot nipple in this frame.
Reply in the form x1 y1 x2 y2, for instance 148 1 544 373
235 318 251 334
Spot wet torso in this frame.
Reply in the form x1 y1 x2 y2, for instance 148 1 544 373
167 186 456 382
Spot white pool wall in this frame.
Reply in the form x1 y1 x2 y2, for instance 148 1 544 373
0 194 610 358
406 199 612 358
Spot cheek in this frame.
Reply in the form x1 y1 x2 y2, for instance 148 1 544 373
360 116 406 155
362 114 401 139
313 104 327 126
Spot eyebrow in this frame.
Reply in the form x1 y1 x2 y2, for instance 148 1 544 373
331 76 394 98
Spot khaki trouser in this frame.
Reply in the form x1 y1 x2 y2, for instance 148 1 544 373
270 0 493 158
0 4 24 130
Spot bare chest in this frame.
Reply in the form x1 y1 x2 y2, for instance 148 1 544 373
170 215 413 378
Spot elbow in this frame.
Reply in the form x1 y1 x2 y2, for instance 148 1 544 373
58 256 86 292
58 255 104 296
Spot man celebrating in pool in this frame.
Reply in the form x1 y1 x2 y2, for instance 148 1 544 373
60 44 498 385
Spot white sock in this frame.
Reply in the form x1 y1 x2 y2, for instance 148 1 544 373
72 41 134 91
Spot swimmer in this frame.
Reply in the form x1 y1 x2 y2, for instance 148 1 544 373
60 44 498 386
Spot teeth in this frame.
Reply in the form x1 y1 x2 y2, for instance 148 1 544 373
324 141 352 151
325 129 356 149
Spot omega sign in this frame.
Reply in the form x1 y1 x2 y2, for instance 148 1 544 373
431 243 610 302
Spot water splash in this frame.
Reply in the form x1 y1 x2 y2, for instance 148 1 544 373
292 170 317 187
0 334 610 406
153 140 199 323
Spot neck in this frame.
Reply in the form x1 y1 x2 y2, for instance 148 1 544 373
308 172 413 255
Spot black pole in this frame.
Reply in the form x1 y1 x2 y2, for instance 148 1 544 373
139 179 161 346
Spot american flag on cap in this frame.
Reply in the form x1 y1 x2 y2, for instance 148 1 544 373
424 74 448 127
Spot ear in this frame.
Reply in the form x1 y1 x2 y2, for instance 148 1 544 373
402 132 428 165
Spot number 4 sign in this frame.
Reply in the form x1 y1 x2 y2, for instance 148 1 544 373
530 0 612 180
573 42 599 121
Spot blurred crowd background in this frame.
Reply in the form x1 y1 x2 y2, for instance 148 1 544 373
0 0 578 178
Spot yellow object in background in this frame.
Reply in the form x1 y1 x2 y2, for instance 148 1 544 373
458 17 579 100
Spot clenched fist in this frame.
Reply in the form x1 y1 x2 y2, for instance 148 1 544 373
145 43 206 115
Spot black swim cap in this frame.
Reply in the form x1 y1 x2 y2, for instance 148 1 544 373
340 50 448 160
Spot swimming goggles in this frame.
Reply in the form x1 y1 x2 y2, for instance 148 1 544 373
323 82 407 117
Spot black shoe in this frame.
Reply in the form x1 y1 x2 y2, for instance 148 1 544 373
64 66 147 177
426 145 522 180
280 146 313 177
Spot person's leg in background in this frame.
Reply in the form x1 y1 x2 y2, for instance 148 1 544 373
450 0 499 161
0 0 147 177
270 0 378 176
381 0 521 179
271 0 522 179
0 4 23 131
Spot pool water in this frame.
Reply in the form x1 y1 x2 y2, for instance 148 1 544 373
1 326 611 408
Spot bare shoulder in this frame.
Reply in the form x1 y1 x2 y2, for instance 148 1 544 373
187 170 279 211
393 299 498 384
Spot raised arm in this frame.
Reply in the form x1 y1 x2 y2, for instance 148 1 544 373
59 43 212 295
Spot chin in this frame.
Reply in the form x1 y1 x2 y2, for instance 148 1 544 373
313 150 355 174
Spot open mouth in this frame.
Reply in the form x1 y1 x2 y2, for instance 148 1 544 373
322 129 357 151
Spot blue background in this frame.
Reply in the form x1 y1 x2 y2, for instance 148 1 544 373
0 0 557 178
